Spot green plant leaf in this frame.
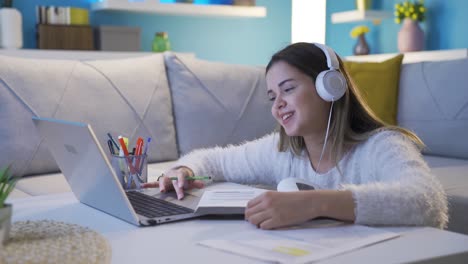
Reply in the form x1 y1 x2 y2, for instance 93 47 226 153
394 0 425 23
0 164 18 207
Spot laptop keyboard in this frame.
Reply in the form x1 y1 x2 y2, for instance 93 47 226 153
126 191 194 219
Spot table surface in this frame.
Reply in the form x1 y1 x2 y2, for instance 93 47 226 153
8 192 468 264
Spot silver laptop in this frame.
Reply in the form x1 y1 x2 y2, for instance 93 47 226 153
32 117 202 226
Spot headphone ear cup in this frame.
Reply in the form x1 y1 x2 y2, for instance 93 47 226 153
315 70 347 102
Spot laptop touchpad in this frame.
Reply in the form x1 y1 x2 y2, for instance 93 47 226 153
144 189 200 210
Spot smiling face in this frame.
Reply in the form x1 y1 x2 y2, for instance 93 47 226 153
266 61 330 137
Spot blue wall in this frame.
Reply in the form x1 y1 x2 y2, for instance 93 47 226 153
13 0 291 65
326 0 468 57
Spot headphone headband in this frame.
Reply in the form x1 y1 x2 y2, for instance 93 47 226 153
313 43 339 70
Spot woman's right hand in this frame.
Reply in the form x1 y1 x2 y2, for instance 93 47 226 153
141 166 205 200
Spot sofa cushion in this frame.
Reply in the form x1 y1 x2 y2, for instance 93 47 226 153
0 54 178 177
430 164 468 235
164 52 276 155
14 161 178 196
8 188 31 200
423 155 468 235
398 58 468 159
15 172 72 196
343 54 404 125
424 155 468 168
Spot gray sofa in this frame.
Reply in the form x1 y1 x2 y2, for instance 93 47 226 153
1 50 275 195
1 49 467 235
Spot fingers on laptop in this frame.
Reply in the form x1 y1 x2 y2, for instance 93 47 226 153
142 169 203 199
159 175 172 193
172 180 184 200
173 173 187 200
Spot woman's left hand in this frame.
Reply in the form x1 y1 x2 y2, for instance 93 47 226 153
245 191 319 230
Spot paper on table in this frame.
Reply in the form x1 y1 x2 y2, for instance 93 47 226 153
195 189 266 215
198 220 399 263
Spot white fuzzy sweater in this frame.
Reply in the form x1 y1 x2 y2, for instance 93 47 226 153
175 130 448 228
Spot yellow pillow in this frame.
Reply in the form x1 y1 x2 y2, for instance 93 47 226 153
343 54 404 125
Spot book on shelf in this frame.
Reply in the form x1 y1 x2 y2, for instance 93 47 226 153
36 6 89 26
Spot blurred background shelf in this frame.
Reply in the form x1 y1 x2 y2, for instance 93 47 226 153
91 1 267 18
331 10 391 24
37 24 94 50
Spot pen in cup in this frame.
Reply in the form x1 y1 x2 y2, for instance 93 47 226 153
107 133 120 151
143 137 151 156
107 139 115 155
134 137 144 169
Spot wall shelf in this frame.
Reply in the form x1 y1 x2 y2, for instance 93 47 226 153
91 1 267 18
345 49 468 64
331 10 391 24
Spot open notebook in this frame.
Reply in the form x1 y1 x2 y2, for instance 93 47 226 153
195 188 267 215
194 177 317 215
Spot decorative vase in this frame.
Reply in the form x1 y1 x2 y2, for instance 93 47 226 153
0 7 23 49
355 0 372 11
398 18 424 52
0 204 12 245
353 34 370 56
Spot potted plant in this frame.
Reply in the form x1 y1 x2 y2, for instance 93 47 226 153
394 0 426 52
0 165 18 245
350 25 370 55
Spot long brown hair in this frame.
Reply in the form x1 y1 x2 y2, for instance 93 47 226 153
266 42 423 167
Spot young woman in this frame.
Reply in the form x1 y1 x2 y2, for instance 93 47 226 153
142 42 448 230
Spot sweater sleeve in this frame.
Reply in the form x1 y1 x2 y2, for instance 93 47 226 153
171 133 281 186
341 131 449 229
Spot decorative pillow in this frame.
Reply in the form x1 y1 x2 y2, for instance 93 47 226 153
0 54 178 177
343 54 404 125
164 52 276 155
397 58 468 159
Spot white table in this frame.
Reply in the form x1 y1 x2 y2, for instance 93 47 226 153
8 193 468 263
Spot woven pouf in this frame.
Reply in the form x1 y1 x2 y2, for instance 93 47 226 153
0 220 111 264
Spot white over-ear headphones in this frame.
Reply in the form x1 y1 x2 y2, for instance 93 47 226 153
313 43 347 102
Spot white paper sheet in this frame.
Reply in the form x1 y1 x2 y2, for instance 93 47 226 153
198 220 399 263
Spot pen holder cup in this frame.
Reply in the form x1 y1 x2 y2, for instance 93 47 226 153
111 154 148 190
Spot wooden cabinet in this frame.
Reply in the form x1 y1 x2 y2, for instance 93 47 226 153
37 24 94 50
